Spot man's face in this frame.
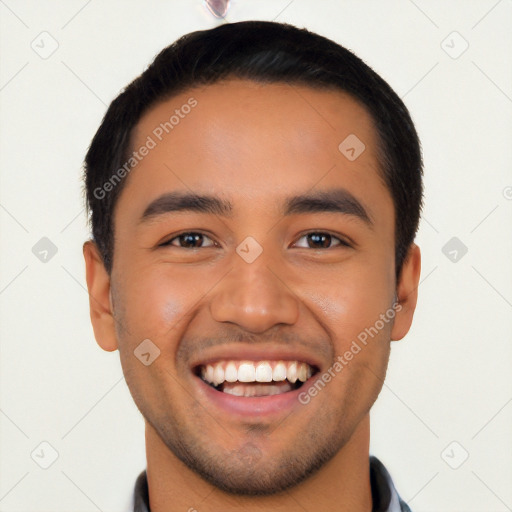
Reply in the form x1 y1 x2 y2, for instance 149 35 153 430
88 80 418 495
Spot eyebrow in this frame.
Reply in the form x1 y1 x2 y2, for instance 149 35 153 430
284 188 372 225
141 191 233 220
140 188 372 226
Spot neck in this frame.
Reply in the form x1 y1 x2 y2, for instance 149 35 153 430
145 415 372 512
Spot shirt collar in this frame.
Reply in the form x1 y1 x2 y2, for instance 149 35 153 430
369 455 412 512
133 455 411 512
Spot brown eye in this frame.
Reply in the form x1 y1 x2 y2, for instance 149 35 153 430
163 232 215 248
294 232 349 249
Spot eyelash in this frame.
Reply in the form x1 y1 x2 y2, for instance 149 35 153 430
160 231 351 250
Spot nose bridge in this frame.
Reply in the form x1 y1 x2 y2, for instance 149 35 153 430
210 245 299 333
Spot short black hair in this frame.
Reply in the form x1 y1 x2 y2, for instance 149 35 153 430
84 20 423 279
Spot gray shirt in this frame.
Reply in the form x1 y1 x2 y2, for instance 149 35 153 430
132 455 412 511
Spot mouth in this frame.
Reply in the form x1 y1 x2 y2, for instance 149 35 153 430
194 360 318 398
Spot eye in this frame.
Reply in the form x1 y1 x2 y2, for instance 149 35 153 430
161 232 216 249
293 232 350 249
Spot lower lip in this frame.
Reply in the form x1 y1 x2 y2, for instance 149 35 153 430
195 376 314 419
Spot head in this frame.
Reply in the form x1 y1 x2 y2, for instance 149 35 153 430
83 21 422 495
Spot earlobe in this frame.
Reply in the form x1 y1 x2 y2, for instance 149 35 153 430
83 241 118 352
391 243 421 341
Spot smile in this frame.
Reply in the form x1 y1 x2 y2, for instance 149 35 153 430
196 360 317 397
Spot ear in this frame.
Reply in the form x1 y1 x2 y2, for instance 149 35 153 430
83 241 118 352
391 243 421 341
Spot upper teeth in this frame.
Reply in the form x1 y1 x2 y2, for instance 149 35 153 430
200 360 313 386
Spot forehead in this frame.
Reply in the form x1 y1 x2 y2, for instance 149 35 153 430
119 79 391 224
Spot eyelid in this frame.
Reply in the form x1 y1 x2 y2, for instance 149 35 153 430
160 231 217 248
292 231 352 249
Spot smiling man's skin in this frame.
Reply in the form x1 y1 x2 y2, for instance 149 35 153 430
84 79 421 512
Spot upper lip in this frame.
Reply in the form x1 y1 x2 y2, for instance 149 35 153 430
189 344 323 373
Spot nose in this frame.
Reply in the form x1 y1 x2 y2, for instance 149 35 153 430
210 253 300 334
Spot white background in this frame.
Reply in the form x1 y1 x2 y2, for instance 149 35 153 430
1 1 511 511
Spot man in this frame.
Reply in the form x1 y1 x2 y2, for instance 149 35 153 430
83 20 422 512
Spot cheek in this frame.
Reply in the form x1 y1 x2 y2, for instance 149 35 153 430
305 260 394 340
305 270 393 412
308 289 391 353
114 267 189 343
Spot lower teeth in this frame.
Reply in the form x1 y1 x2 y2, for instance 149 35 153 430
217 380 301 397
